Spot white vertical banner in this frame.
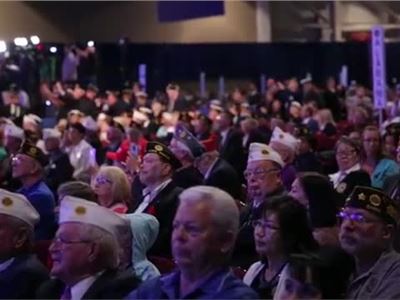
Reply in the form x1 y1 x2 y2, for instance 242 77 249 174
371 26 387 109
199 72 206 98
218 76 225 99
260 74 266 95
138 64 147 92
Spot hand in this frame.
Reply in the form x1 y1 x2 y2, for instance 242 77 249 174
126 152 141 175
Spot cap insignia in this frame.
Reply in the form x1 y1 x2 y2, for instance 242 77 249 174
369 194 381 207
2 197 13 207
75 206 87 215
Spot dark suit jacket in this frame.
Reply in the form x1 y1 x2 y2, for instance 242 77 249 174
140 181 183 258
219 129 245 179
204 158 242 201
0 254 49 299
172 165 203 189
334 170 371 208
36 268 140 299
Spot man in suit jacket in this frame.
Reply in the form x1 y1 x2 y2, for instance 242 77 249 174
196 150 242 201
135 141 183 258
0 189 49 299
215 112 245 180
233 143 287 268
37 196 140 299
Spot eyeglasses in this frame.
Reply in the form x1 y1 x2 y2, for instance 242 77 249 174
244 168 279 180
251 219 280 231
337 210 381 224
95 176 112 185
52 236 93 246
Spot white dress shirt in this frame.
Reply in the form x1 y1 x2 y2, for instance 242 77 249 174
135 179 172 213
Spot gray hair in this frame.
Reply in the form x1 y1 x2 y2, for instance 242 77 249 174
79 224 120 270
179 186 239 240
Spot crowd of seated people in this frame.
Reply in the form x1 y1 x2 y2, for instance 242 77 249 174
0 74 400 299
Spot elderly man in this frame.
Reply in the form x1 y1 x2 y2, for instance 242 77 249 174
233 142 286 268
12 142 56 240
169 124 204 189
127 186 258 299
0 189 48 298
43 128 74 197
37 196 141 299
338 186 400 299
135 141 183 257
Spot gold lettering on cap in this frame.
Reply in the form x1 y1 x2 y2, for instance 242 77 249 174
369 194 381 207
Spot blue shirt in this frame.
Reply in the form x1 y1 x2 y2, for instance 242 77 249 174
18 180 56 240
127 268 259 299
371 158 400 189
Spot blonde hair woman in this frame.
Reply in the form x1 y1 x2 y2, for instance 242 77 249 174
92 166 132 213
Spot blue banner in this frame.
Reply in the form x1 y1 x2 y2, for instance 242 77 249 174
157 1 224 22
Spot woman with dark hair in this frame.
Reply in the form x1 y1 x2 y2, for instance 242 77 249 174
361 125 400 188
290 172 339 246
243 195 319 298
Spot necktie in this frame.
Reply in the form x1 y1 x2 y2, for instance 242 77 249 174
60 286 71 300
337 171 347 186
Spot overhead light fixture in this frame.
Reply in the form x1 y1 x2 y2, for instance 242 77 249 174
0 41 7 53
87 40 94 47
49 46 57 53
30 35 40 45
14 37 28 47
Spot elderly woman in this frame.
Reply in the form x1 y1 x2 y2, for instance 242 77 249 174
290 172 339 246
361 125 400 188
92 166 132 213
329 137 371 206
243 195 318 299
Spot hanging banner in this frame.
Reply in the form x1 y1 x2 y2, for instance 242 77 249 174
371 26 387 109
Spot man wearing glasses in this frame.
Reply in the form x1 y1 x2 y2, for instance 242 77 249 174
338 186 400 299
37 196 140 299
12 141 56 241
232 142 286 268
